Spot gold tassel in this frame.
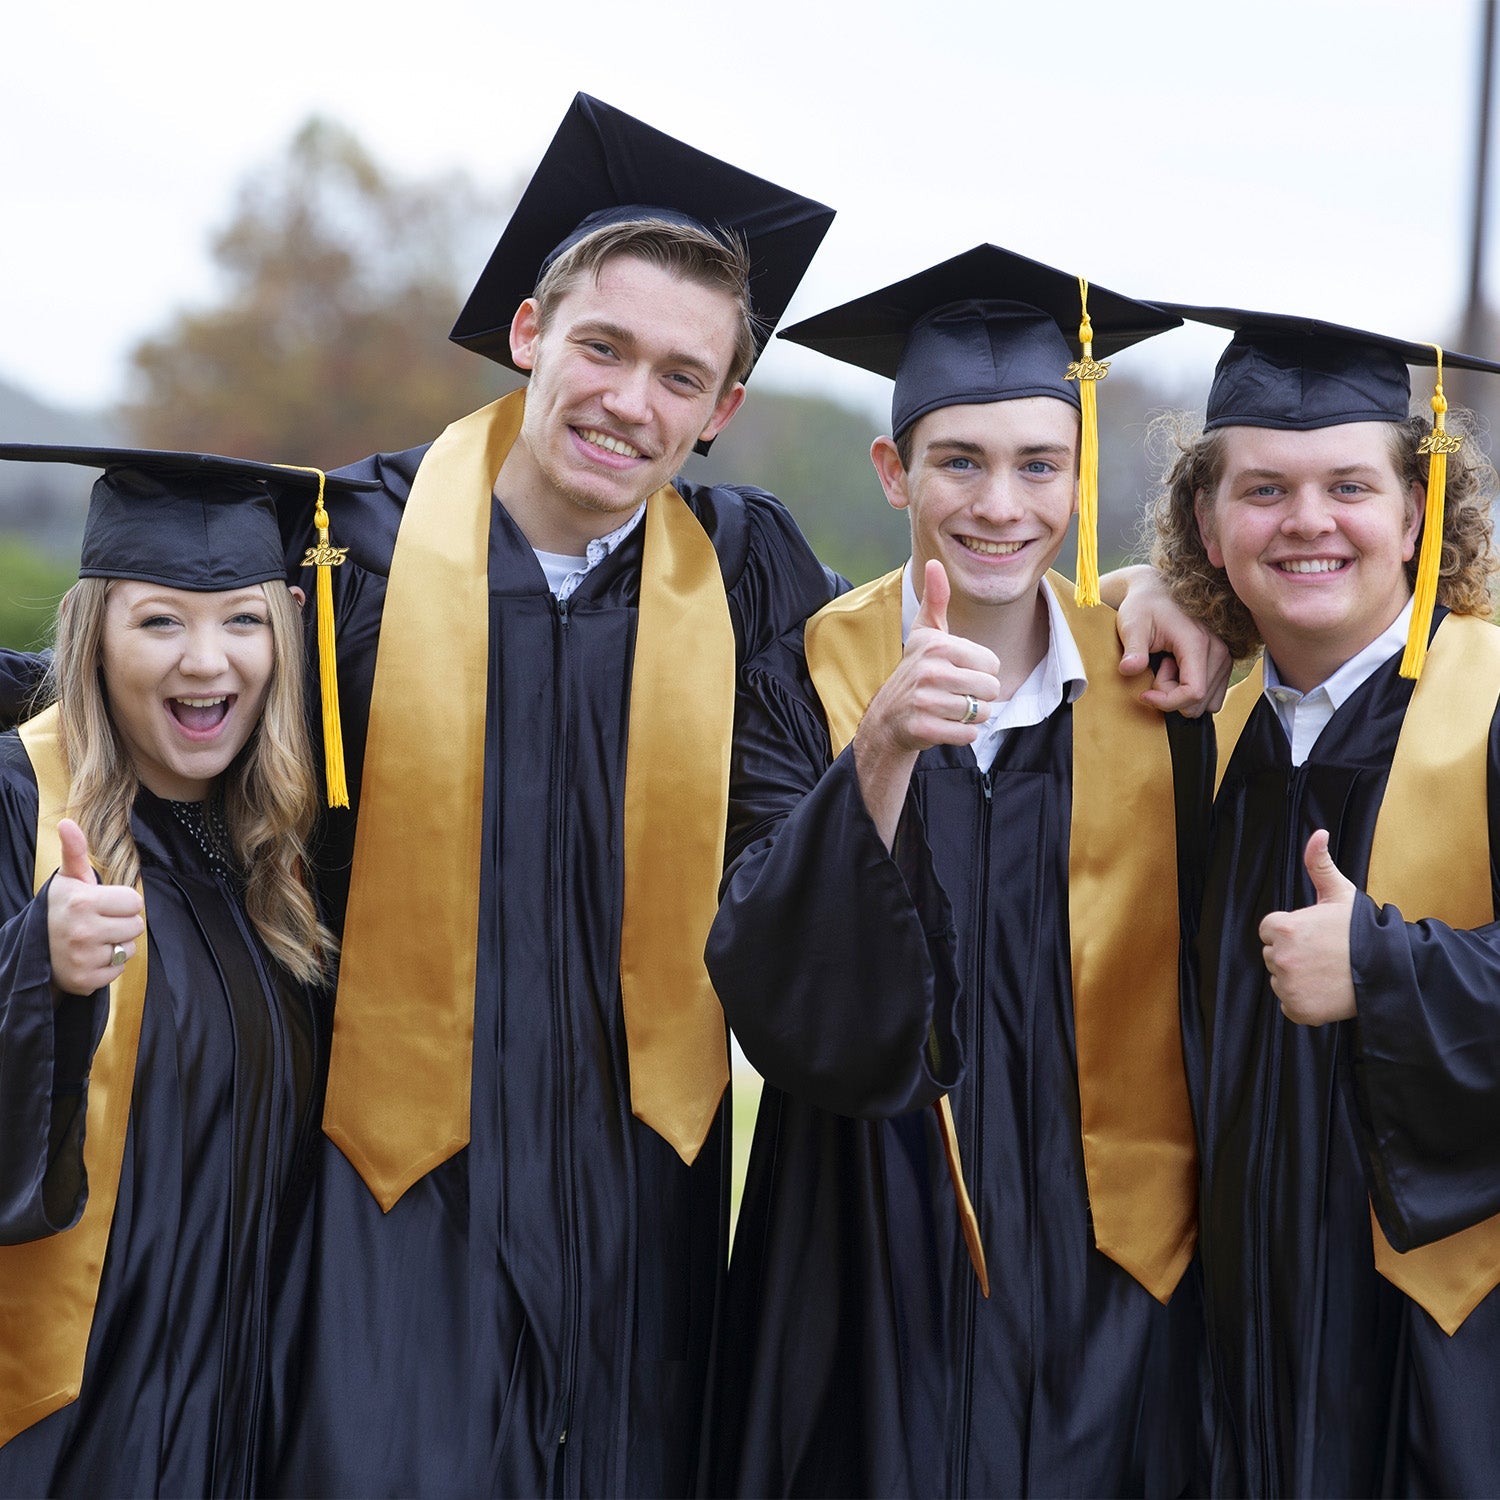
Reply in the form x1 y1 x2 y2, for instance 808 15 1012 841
1400 347 1461 680
1065 275 1110 606
281 465 350 807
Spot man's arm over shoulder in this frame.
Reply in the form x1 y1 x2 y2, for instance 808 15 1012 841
676 480 843 665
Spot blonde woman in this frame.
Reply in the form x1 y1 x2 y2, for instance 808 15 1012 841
0 447 368 1498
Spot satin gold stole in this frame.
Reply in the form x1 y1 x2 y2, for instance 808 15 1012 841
1214 612 1500 1334
0 706 149 1446
323 391 735 1210
804 569 1196 1303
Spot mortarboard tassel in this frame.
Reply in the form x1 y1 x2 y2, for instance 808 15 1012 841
1066 276 1110 607
1400 346 1462 680
284 466 350 807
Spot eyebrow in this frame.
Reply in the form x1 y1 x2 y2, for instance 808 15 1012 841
924 440 1073 460
572 319 721 381
1231 463 1384 482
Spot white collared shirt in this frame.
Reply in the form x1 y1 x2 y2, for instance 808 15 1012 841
901 561 1088 773
1262 599 1414 765
532 503 647 601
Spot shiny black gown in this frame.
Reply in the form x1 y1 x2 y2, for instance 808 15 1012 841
269 444 834 1499
1197 637 1500 1497
703 625 1211 1499
0 740 323 1499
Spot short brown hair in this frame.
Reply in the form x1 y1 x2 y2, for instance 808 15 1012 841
1144 409 1500 660
531 218 762 392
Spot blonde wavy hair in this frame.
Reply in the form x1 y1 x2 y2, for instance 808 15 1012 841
1144 409 1500 660
45 578 336 984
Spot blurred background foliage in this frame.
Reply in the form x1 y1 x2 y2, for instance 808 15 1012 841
0 117 1201 647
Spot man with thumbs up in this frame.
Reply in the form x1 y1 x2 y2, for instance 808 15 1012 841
1148 308 1500 1496
703 249 1213 1499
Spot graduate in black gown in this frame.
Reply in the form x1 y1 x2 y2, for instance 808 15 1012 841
704 248 1214 1498
0 449 355 1498
1146 308 1500 1497
265 97 840 1499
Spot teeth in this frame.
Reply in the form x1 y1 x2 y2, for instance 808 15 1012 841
578 429 642 459
962 537 1025 556
1279 559 1347 574
175 697 227 707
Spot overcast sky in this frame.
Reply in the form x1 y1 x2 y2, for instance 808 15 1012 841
2 0 1493 423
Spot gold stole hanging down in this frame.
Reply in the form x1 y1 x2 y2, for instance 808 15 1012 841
1214 613 1500 1335
0 706 149 1446
804 569 1196 1304
323 391 736 1212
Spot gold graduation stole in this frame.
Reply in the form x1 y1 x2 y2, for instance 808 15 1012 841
0 706 149 1447
804 569 1196 1304
323 391 735 1211
1213 613 1500 1334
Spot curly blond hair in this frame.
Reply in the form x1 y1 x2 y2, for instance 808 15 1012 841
1144 409 1499 660
46 578 336 984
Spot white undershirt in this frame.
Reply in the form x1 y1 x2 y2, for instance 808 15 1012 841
900 562 1088 772
531 503 647 601
1261 599 1413 765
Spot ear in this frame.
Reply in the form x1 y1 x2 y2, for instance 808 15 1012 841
510 298 543 372
288 585 306 610
699 381 747 445
870 436 911 513
1401 480 1425 563
1194 489 1225 569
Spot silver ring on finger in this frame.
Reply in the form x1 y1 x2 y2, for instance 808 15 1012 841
109 943 128 968
960 694 980 726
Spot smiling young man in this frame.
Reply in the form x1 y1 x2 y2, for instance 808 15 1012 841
702 247 1212 1498
1149 309 1500 1496
262 96 837 1500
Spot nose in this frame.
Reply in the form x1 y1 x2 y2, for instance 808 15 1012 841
969 474 1027 524
180 625 230 679
599 364 653 427
1280 484 1337 540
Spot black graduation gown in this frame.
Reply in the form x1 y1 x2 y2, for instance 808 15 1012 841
0 740 323 1499
270 444 835 1500
1196 635 1500 1498
703 625 1211 1499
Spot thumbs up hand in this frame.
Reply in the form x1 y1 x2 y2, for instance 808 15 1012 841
47 818 145 996
1258 829 1358 1026
853 560 1004 850
860 561 1002 758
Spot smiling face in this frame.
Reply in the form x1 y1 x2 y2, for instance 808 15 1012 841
874 396 1079 634
100 580 277 801
1196 423 1422 690
497 254 747 553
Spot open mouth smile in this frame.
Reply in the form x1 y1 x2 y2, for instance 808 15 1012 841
575 428 644 460
168 696 233 735
958 536 1027 557
1275 558 1350 575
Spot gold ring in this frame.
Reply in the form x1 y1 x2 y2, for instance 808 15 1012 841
109 944 128 967
961 694 980 726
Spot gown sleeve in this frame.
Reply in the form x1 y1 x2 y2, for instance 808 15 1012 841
0 649 50 731
1348 703 1500 1250
707 642 964 1120
0 746 109 1243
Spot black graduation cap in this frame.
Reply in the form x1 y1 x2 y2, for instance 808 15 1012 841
0 445 378 591
450 92 835 386
778 244 1181 440
1151 303 1500 431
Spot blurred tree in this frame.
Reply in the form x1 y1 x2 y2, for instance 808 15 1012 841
685 387 906 584
121 118 515 468
0 538 73 651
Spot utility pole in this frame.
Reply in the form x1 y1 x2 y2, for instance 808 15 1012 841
1460 0 1496 380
